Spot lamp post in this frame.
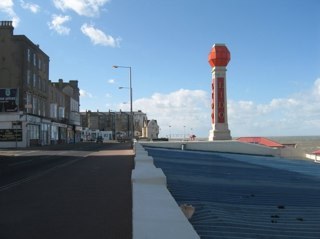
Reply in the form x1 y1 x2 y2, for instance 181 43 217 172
113 65 133 142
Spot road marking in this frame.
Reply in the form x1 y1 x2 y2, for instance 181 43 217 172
90 149 134 156
8 159 34 167
0 156 84 192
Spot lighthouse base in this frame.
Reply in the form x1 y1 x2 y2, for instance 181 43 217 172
208 124 231 141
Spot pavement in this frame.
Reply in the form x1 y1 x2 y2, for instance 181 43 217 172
0 142 134 239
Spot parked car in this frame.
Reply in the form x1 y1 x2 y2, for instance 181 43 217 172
96 136 103 143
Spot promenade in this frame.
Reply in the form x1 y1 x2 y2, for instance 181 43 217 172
0 143 134 239
2 141 320 239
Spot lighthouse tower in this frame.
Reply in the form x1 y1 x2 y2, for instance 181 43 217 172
208 44 232 141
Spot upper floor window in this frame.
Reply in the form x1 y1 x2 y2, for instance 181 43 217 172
42 62 46 72
50 103 57 118
58 106 65 119
27 49 31 62
32 95 38 115
26 93 32 114
33 53 36 66
27 70 31 85
42 99 46 117
42 80 46 92
38 76 41 90
71 98 79 112
33 73 36 87
38 98 43 116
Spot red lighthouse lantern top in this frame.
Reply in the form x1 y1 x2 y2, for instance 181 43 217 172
208 44 230 67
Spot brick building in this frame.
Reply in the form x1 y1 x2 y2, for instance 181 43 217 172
0 21 80 147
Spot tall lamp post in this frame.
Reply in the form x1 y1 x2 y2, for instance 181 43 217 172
112 65 133 142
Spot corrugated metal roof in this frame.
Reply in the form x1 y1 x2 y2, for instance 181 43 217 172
145 147 320 239
237 137 285 148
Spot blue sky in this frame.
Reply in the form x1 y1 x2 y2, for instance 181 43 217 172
1 0 320 138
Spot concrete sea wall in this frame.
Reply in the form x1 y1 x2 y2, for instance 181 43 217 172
140 140 279 156
132 143 200 239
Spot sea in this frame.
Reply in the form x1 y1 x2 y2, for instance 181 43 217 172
269 135 320 153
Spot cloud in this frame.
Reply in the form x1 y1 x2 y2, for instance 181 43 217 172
53 0 110 17
80 89 93 98
0 0 20 26
80 23 120 47
120 78 320 138
48 14 71 35
20 0 40 13
122 89 211 137
228 78 320 136
108 79 116 84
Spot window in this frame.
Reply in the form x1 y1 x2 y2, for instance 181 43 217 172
33 53 37 66
33 73 36 87
26 93 32 113
42 99 46 117
29 125 39 139
38 76 41 90
42 62 46 72
42 80 46 92
32 95 38 115
27 49 31 62
38 98 42 116
70 98 79 112
50 103 57 118
58 106 65 119
27 70 31 85
38 58 41 70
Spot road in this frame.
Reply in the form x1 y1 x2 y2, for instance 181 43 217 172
0 142 134 239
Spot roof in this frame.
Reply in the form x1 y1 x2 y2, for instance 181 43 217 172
312 149 320 155
236 137 284 148
146 147 320 238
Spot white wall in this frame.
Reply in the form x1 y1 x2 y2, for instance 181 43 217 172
306 153 320 162
140 140 280 157
132 143 200 239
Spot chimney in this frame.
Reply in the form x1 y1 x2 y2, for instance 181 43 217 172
0 21 14 36
69 80 78 89
58 79 63 88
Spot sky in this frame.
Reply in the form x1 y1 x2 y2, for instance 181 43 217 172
1 0 320 138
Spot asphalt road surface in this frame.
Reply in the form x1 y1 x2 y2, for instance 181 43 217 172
0 142 134 239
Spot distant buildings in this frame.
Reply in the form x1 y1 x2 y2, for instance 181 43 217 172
142 119 160 140
80 110 159 140
0 21 81 147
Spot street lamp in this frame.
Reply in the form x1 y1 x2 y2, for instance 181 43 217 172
112 65 133 141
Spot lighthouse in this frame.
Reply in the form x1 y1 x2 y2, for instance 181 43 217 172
208 44 232 140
